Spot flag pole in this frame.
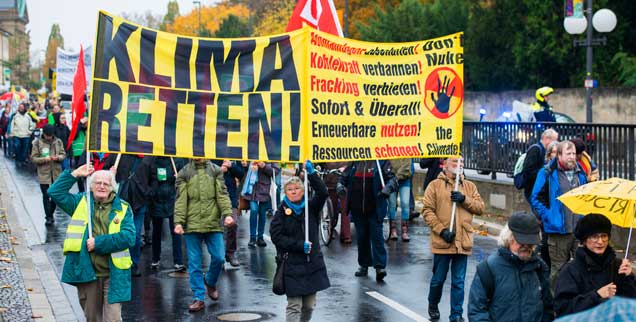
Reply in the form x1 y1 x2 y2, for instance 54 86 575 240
625 206 635 260
113 154 122 170
170 157 178 174
376 160 385 187
449 158 463 233
304 166 310 262
86 152 92 239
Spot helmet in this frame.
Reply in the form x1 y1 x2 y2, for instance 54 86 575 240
535 86 554 102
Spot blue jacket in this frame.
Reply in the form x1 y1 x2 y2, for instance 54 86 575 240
48 170 136 304
468 248 554 322
530 158 587 234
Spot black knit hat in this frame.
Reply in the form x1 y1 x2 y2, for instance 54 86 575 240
574 214 612 241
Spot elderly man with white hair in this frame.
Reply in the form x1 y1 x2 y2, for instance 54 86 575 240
48 163 136 322
468 211 554 322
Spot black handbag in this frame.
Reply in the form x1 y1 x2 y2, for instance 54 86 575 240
272 252 288 295
117 158 140 203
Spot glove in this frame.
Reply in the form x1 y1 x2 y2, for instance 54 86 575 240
304 241 312 254
450 191 465 203
336 183 347 197
377 178 397 199
305 160 315 175
377 186 391 199
440 229 456 244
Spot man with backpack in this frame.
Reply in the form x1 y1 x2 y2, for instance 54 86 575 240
514 129 559 270
516 129 559 203
468 211 554 322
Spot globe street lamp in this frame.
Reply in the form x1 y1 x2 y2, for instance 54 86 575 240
564 0 616 123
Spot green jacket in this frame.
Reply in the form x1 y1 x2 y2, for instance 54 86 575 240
31 137 65 184
48 170 136 304
174 161 232 233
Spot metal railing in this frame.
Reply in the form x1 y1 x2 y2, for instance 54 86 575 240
462 122 636 180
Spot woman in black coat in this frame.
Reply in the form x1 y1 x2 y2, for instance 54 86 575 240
270 161 330 322
554 214 636 317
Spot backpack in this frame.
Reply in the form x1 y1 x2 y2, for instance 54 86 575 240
513 153 527 190
476 258 545 302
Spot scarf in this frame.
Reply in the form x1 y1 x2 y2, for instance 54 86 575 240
283 196 305 215
241 163 258 196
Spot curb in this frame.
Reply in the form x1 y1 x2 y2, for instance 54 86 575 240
0 156 79 322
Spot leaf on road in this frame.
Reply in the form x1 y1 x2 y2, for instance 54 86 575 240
32 313 43 318
27 287 33 291
1 284 12 289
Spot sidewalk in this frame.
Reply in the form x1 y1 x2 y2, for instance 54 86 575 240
0 155 79 322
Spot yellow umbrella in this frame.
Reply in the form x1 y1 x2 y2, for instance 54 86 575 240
558 177 636 258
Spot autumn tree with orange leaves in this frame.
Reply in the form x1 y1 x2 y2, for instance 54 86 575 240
165 2 249 37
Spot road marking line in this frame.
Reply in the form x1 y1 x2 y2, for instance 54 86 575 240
366 291 430 322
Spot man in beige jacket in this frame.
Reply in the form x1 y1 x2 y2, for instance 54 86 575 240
422 157 484 322
31 124 65 225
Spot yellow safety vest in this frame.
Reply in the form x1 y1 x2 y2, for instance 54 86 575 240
62 197 132 270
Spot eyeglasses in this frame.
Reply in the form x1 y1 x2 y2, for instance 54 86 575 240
588 233 609 242
92 181 112 188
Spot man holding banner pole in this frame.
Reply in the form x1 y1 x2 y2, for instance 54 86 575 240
337 160 396 282
422 157 484 322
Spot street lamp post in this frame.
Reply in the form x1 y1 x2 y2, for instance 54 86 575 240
193 0 202 36
564 0 617 123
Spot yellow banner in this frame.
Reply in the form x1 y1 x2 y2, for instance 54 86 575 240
88 11 463 162
306 31 463 161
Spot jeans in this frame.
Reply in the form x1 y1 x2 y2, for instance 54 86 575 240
151 216 183 265
184 232 225 301
61 157 70 170
249 200 270 239
130 206 146 265
15 137 30 164
428 254 468 320
388 184 410 221
39 184 56 219
1 135 8 155
352 210 387 269
275 169 282 207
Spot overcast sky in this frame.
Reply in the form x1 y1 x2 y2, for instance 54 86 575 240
27 0 220 57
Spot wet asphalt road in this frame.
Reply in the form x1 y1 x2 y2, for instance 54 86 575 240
3 155 499 322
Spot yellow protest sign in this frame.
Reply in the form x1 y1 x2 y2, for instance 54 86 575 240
306 31 463 161
87 11 463 162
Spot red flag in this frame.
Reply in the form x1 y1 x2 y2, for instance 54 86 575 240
286 0 343 36
67 46 87 150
